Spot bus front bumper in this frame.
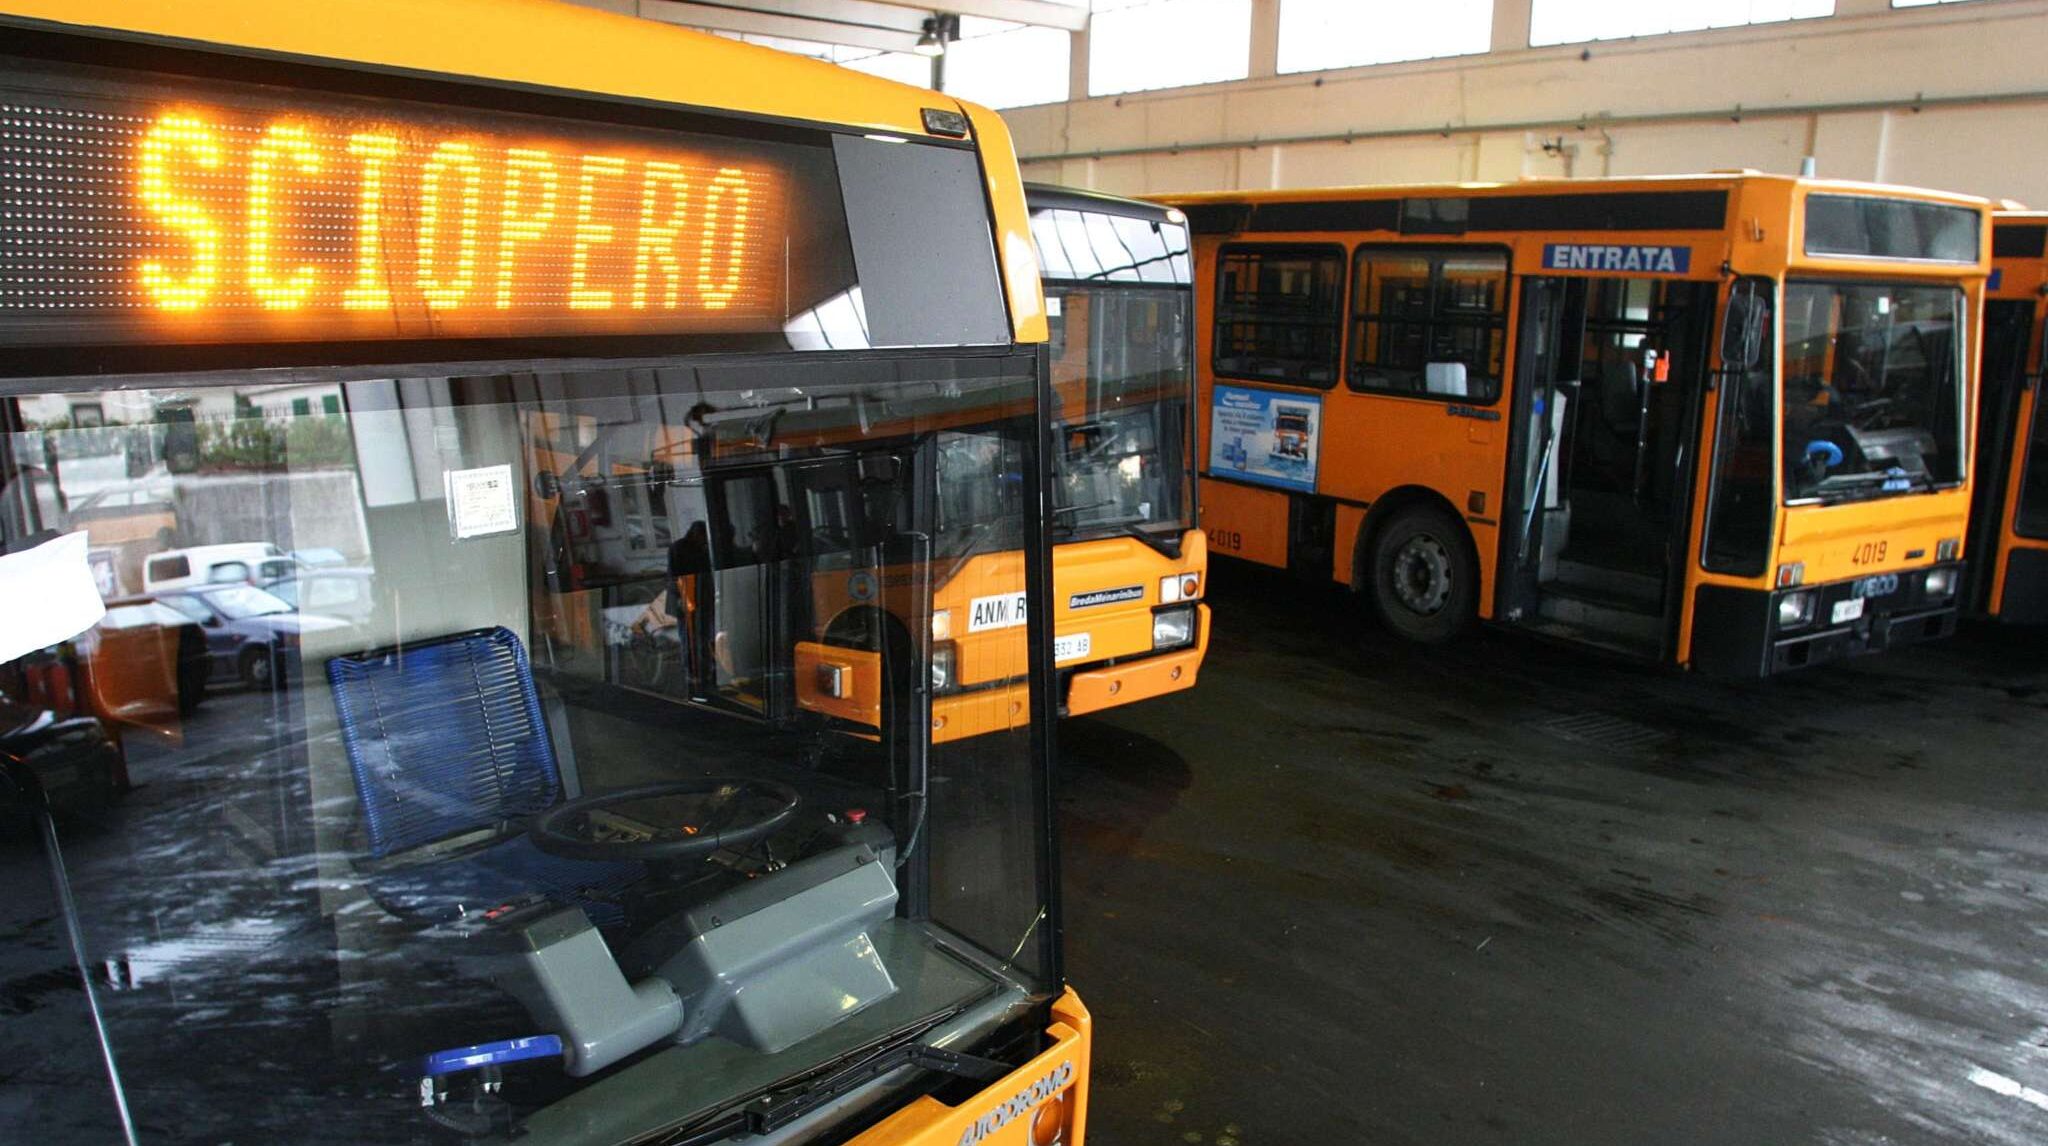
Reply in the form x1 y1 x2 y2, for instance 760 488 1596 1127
1691 565 1962 677
846 988 1092 1146
1062 604 1209 717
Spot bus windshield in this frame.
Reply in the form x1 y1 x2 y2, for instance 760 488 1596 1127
1781 281 1967 502
1047 285 1195 544
0 357 1052 1145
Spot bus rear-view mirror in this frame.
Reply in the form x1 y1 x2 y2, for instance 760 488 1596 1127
1720 284 1767 374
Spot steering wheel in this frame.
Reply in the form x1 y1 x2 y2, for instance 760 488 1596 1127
528 779 801 862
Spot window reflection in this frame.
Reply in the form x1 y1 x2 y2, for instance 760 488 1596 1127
0 357 1048 1144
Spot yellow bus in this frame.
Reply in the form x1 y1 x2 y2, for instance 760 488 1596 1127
1964 210 2048 623
542 188 1206 745
1028 185 1208 718
0 3 1089 1144
1162 174 1988 675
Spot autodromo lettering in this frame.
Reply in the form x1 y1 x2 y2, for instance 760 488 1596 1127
957 1059 1075 1146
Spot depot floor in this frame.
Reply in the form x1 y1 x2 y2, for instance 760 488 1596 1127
1059 564 2048 1146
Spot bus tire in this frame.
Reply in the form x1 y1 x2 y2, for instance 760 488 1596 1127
1368 504 1475 644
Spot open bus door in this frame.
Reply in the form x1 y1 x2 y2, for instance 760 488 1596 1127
1965 298 2038 614
1503 274 1713 658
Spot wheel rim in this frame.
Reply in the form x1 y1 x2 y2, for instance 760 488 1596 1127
1391 535 1453 616
249 653 271 684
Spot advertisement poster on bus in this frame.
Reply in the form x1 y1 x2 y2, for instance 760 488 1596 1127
1208 384 1321 493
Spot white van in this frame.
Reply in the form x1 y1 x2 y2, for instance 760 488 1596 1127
142 542 291 595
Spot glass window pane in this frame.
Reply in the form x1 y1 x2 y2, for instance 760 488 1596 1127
1531 0 1834 47
1213 244 1346 387
1349 248 1507 401
840 49 934 89
947 19 1071 108
0 356 1050 1143
1703 281 1777 573
1781 281 1967 502
1047 285 1195 542
1090 0 1252 97
1031 210 1074 280
2017 370 2048 537
1279 0 1491 73
1054 209 1107 279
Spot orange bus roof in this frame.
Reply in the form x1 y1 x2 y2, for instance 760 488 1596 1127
1156 172 1989 213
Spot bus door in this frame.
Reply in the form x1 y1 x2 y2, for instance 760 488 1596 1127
1964 299 2038 613
1501 276 1574 621
694 448 926 728
1509 275 1714 656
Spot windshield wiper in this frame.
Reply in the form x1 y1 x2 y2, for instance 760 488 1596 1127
636 1005 985 1146
1800 470 1935 504
1050 513 1183 554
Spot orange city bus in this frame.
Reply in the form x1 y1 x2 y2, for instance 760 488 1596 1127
538 186 1210 743
1161 175 1988 675
0 3 1091 1145
1963 210 2048 622
1027 185 1208 719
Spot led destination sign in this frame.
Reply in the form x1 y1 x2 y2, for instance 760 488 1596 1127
0 59 798 346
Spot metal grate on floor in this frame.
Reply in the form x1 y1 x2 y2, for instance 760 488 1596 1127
1535 711 1671 754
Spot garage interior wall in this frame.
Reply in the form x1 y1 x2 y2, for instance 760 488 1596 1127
1005 0 2048 205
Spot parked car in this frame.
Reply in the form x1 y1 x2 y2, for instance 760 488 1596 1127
155 584 348 689
259 567 376 626
0 694 125 818
141 542 289 594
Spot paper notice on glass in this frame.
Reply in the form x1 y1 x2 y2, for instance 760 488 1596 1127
0 531 106 664
445 464 519 540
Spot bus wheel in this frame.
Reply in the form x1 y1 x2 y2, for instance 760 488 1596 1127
1369 505 1474 644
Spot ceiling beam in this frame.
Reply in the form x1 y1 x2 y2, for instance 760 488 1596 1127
578 0 926 53
859 1 1089 32
675 0 930 33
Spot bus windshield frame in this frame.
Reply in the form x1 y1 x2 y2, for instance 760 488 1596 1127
1780 278 1969 505
1032 196 1196 553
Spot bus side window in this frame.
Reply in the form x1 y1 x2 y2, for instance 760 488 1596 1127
1702 279 1776 574
1349 247 1509 402
1212 244 1346 388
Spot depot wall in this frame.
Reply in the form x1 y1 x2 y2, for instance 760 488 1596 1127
1003 0 2048 206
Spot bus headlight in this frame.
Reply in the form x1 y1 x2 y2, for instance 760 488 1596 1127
1160 573 1201 603
930 610 953 641
1924 567 1957 600
1153 607 1195 650
1769 593 1818 630
930 642 958 695
1777 591 1816 631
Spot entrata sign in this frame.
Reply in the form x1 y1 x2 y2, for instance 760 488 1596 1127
1541 243 1693 275
0 62 791 346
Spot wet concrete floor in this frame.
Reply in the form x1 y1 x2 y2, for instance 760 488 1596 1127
1059 564 2048 1146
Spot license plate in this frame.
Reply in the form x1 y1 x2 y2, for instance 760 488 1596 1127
1054 633 1091 663
966 592 1028 633
1831 597 1865 625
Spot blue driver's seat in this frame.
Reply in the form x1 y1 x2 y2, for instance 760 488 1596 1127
327 627 642 929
